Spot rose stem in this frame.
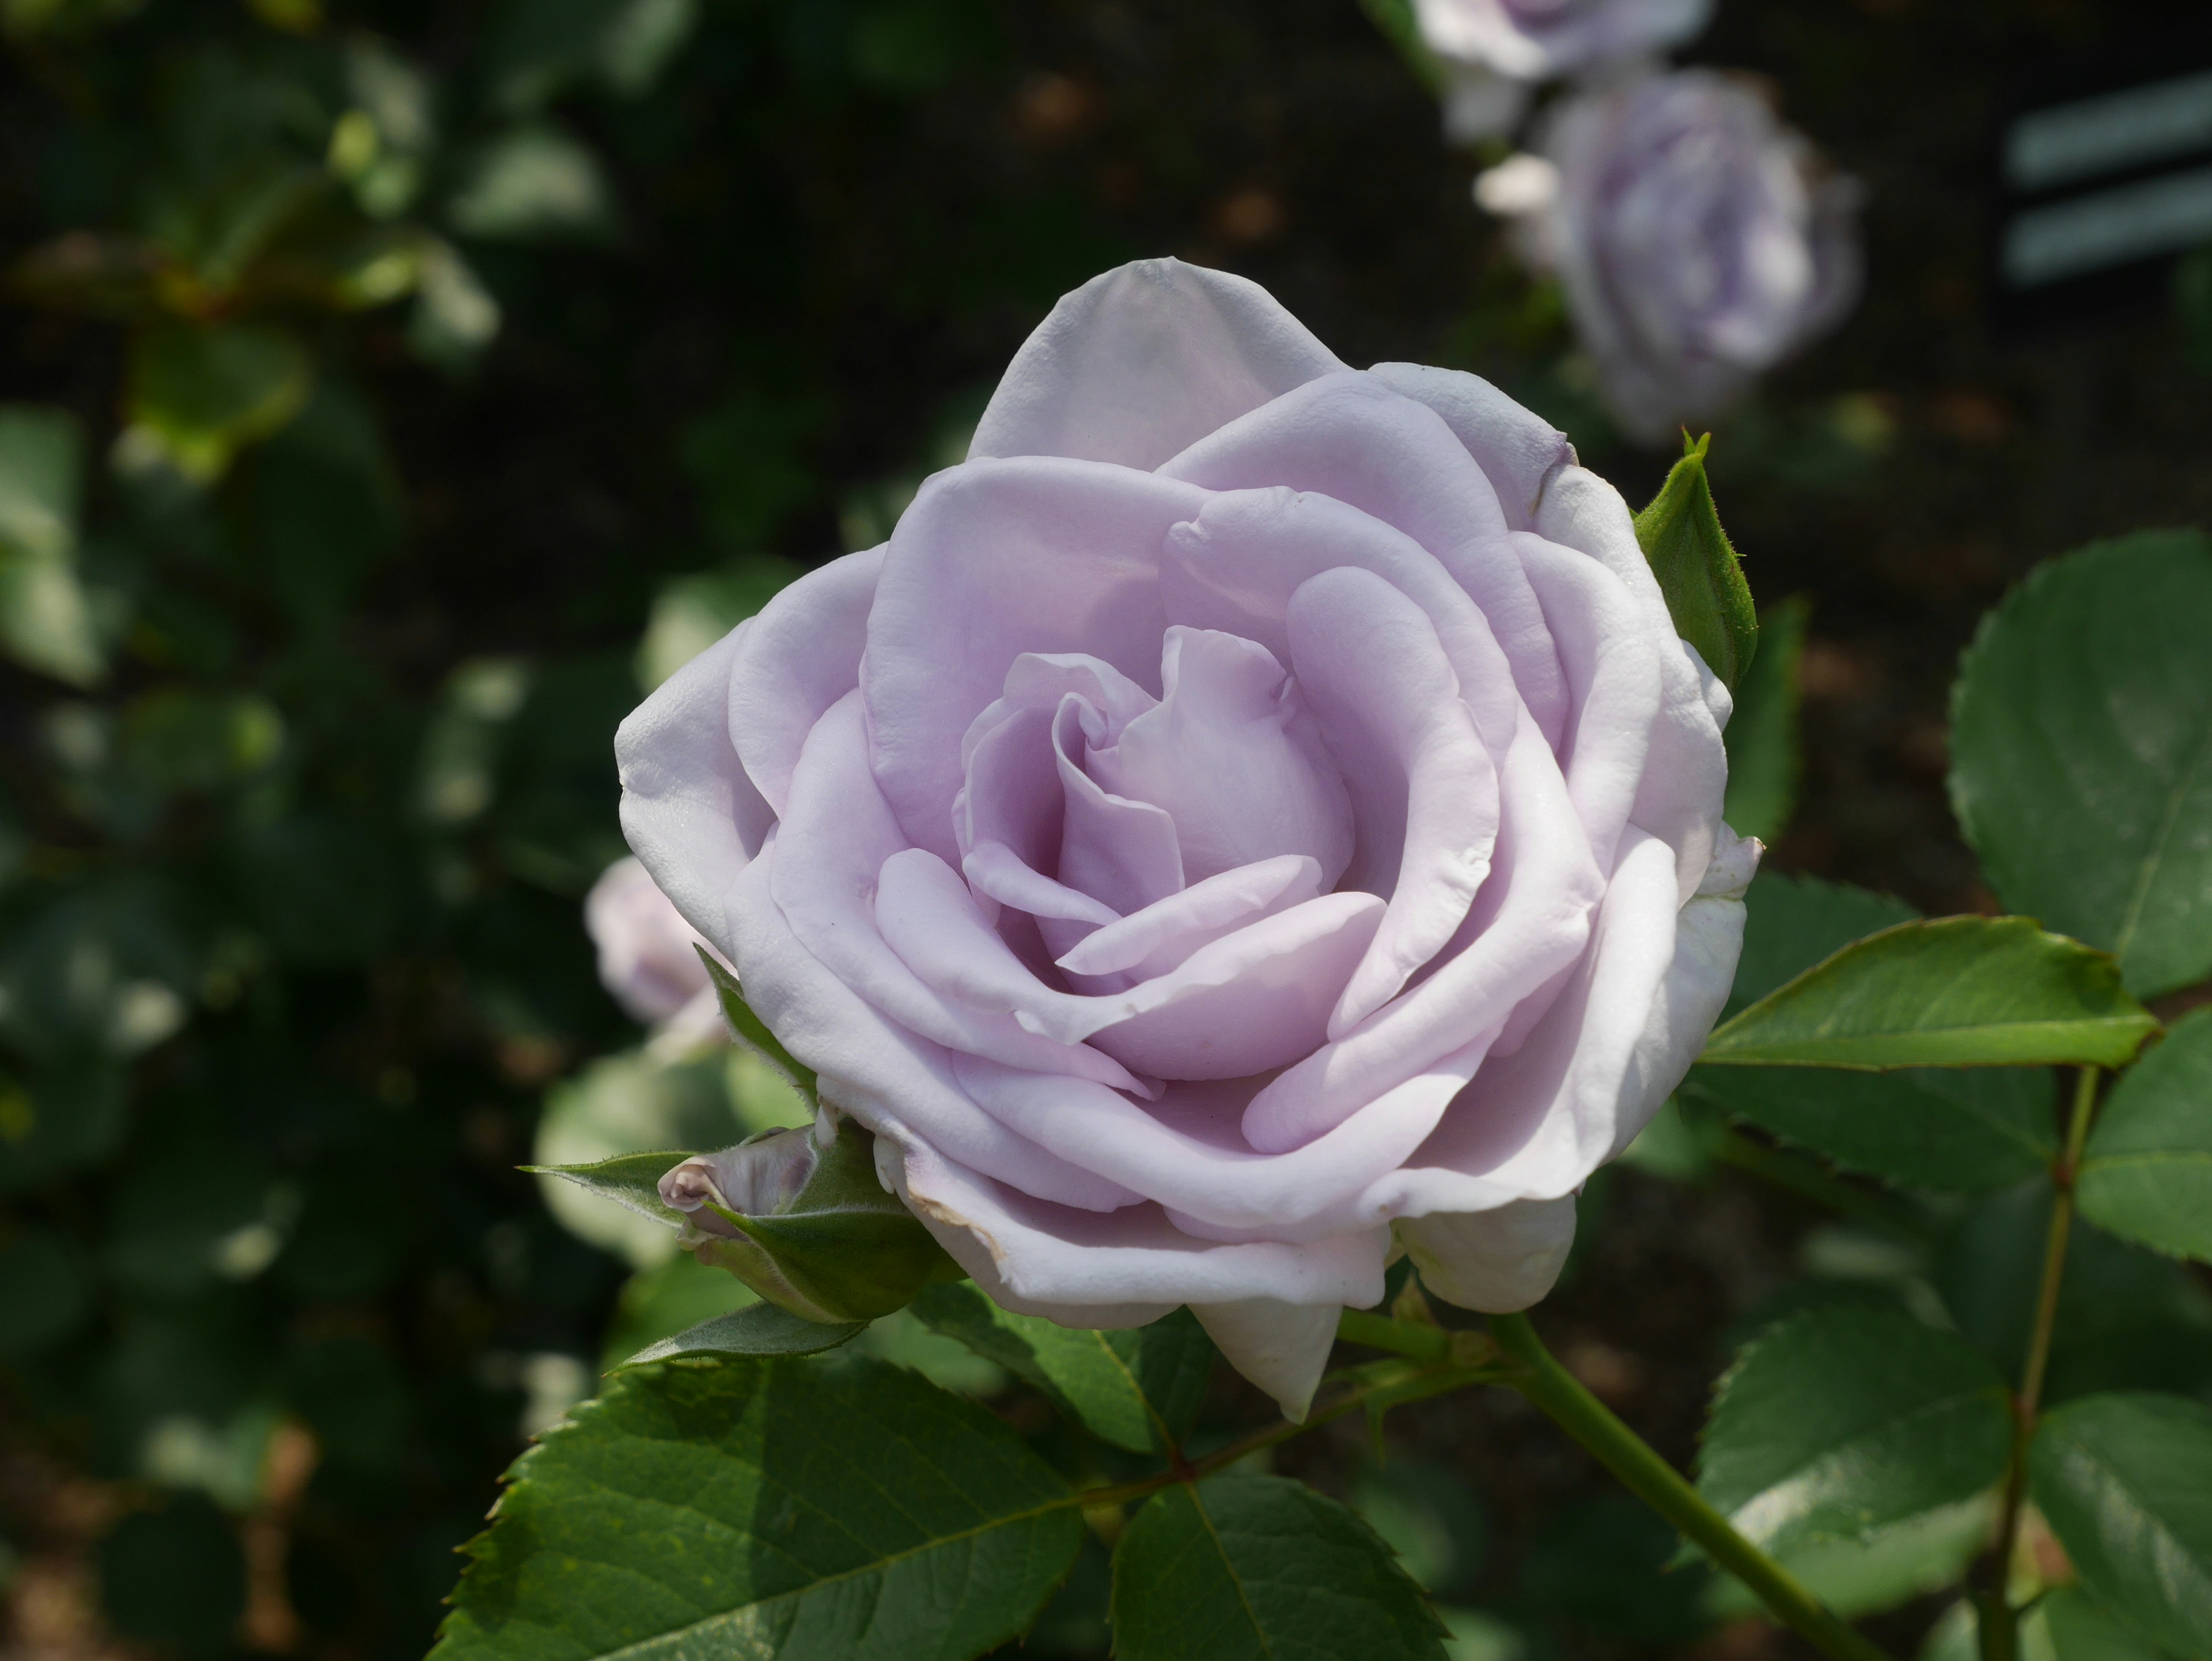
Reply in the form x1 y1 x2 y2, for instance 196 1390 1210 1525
1487 1311 1894 1661
1979 1064 2100 1661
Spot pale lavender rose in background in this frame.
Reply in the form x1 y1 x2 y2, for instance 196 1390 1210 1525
584 855 730 1055
616 257 1755 1418
1412 0 1712 139
1478 68 1861 441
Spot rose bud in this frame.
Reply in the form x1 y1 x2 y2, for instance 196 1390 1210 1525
616 257 1757 1418
584 855 730 1055
658 1120 960 1324
1478 69 1861 441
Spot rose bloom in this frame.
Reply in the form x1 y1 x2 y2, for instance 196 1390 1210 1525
1411 0 1712 139
618 258 1755 1415
1478 69 1861 441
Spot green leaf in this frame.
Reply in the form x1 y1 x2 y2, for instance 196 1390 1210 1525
1702 1494 1995 1624
1722 595 1810 843
1696 1306 2013 1560
615 1303 865 1367
1109 1474 1448 1661
2029 1393 2212 1658
909 1282 1214 1454
2029 1586 2183 1661
1949 530 2212 999
525 1149 691 1230
0 404 103 687
431 1354 1084 1661
124 322 312 482
1633 433 1758 690
1699 917 2158 1070
699 951 817 1099
448 124 617 243
2077 1009 2212 1265
1728 871 1920 1017
1681 1065 2056 1193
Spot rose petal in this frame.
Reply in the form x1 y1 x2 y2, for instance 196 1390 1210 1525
1534 464 1726 902
865 457 1205 861
968 257 1346 470
1367 361 1574 532
1241 720 1599 1153
1161 370 1568 745
728 547 884 814
882 1135 1389 1312
1189 1299 1342 1422
1513 532 1665 880
776 693 1147 1092
1161 486 1522 755
1051 694 1189 917
1285 567 1500 1035
949 1047 1465 1234
726 840 1139 1212
1056 853 1324 981
876 846 1385 1080
616 622 773 955
1397 1195 1578 1313
1088 627 1354 888
1386 827 1718 1208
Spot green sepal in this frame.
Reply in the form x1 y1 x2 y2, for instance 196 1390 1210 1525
523 1149 695 1229
690 1121 962 1323
696 947 817 1099
612 1301 865 1368
1634 432 1758 690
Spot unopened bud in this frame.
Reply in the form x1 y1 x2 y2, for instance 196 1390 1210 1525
658 1120 959 1324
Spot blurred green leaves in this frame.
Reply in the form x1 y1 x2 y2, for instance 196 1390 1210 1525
0 405 105 684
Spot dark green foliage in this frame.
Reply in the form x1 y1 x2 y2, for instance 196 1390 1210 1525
2029 1394 2212 1658
1109 1475 1448 1661
97 1496 248 1655
1696 1306 2013 1559
433 1354 1084 1661
1949 531 2212 999
2077 1010 2212 1265
911 1283 1215 1454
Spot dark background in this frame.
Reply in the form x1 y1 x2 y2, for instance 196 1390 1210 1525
3 1 2210 1658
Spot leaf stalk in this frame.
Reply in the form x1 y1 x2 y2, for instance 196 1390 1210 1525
1980 1064 2100 1661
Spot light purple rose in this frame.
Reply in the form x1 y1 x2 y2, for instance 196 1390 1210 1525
1478 69 1861 441
616 258 1755 1416
1412 0 1713 139
584 855 730 1055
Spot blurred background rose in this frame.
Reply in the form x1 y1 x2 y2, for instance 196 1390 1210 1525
5 4 2212 1660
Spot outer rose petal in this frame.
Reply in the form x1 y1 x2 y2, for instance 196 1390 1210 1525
880 1136 1389 1313
1399 1195 1578 1314
1534 464 1726 902
727 547 882 814
1190 1299 1343 1422
969 258 1345 470
615 622 772 954
1366 362 1574 533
